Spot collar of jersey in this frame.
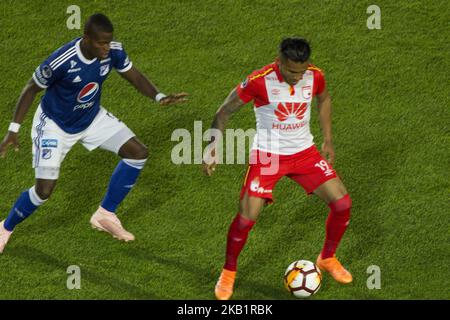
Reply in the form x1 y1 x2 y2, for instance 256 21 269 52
75 38 97 65
272 62 286 83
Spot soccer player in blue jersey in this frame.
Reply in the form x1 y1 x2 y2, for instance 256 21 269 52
0 13 187 251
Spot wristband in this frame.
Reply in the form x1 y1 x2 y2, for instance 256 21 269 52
8 122 21 133
155 93 167 103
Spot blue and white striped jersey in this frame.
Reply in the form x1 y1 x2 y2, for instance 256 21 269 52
33 37 132 134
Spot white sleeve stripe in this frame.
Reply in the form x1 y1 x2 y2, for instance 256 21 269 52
52 52 76 70
32 73 48 88
49 47 76 68
116 62 133 73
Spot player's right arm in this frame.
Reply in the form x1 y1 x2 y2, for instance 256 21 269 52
202 88 246 176
0 79 43 158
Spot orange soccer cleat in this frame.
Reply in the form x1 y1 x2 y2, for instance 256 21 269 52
215 269 236 300
316 255 353 284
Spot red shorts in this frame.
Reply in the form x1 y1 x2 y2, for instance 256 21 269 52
240 145 337 203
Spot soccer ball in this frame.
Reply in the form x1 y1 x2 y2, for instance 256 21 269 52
284 260 322 298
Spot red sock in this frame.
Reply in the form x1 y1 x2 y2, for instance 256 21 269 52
321 194 352 259
224 213 256 271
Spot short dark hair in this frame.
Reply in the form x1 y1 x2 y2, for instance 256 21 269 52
279 38 311 63
84 13 114 36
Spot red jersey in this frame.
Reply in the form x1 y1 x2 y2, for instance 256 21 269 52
236 62 326 155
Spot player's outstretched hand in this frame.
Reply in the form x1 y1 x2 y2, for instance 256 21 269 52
321 140 335 165
159 92 189 106
202 147 217 176
0 132 20 158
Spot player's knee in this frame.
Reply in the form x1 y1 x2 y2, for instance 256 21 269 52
132 145 149 160
330 194 352 213
35 183 56 200
239 197 264 221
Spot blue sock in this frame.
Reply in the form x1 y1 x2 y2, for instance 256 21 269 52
4 186 47 231
101 158 147 213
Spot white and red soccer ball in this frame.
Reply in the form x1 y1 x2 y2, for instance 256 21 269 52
284 260 322 298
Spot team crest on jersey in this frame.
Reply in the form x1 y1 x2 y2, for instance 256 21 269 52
302 86 312 99
77 82 99 103
100 64 110 76
42 149 52 160
274 102 308 122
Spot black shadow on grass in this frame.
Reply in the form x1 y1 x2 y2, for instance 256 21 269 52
121 246 281 299
8 245 157 299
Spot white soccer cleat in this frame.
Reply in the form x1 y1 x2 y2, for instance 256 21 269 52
90 207 135 242
0 220 13 254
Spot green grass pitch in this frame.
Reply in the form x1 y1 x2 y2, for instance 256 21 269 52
0 0 448 299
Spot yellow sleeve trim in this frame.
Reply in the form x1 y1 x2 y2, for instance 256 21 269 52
249 67 274 81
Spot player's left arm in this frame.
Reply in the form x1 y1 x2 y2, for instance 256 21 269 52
316 87 335 165
119 66 188 105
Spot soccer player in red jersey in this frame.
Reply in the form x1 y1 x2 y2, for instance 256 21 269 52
203 38 353 300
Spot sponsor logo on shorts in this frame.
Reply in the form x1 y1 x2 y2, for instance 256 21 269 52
42 149 52 160
250 178 272 194
41 139 58 148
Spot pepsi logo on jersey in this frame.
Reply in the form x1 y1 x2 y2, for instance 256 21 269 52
77 82 99 103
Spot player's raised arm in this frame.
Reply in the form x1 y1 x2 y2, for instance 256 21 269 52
202 88 246 176
316 87 335 165
0 79 43 158
118 66 188 106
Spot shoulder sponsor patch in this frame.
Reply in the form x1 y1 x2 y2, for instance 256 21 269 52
41 139 58 148
42 65 52 79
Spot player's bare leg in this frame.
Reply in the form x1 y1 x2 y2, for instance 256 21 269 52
91 137 148 242
0 179 55 253
215 192 266 300
117 136 149 160
35 179 58 200
313 177 353 284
